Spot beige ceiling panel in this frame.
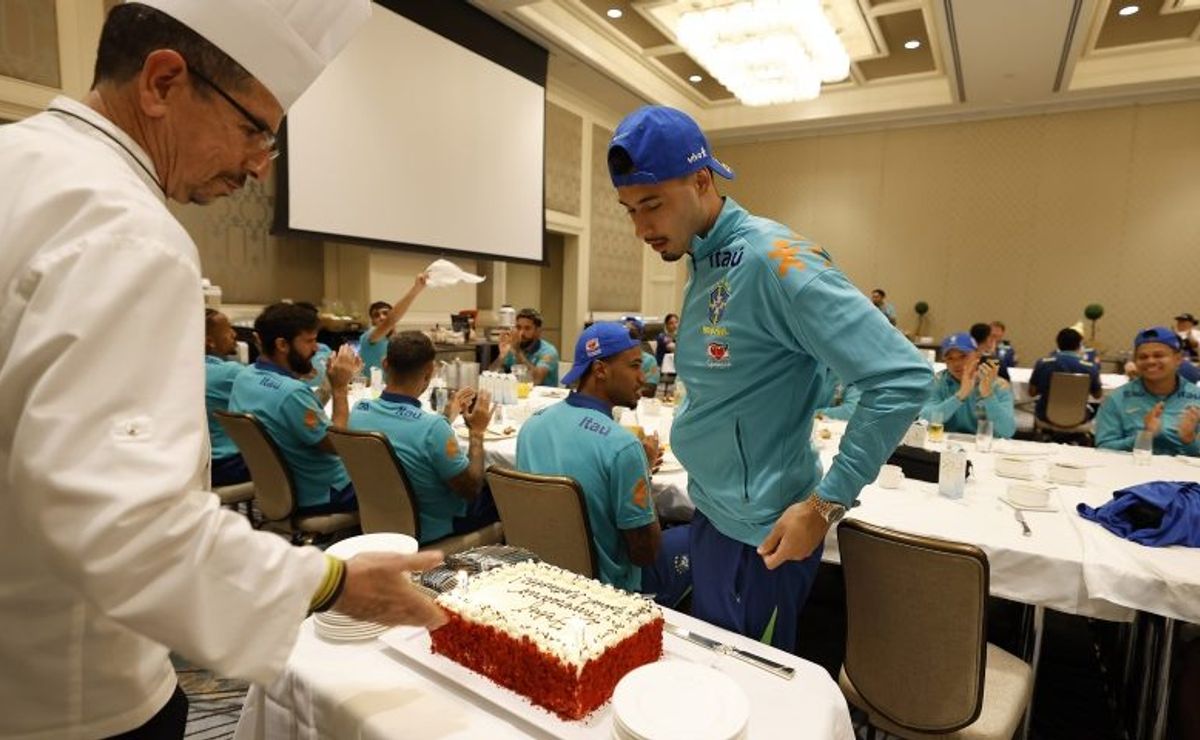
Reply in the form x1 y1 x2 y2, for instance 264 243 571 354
1095 1 1200 47
655 52 735 100
580 0 673 49
856 10 935 81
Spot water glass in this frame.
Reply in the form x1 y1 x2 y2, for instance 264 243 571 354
975 419 994 453
1133 430 1154 466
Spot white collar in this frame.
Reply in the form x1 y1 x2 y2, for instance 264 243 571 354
44 96 164 199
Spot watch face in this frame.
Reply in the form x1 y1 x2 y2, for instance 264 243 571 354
825 507 846 525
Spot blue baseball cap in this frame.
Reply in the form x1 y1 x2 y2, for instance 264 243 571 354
608 106 735 187
1133 326 1181 350
561 322 641 387
940 332 978 355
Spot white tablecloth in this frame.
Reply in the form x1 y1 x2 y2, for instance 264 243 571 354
816 429 1200 623
1005 366 1127 404
233 611 854 740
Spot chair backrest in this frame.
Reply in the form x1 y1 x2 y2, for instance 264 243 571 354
485 466 598 578
214 411 296 522
328 428 421 539
837 519 989 734
1045 372 1092 427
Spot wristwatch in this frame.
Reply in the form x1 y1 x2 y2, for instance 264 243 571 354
809 496 846 525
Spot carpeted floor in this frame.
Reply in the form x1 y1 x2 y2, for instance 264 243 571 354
173 656 248 740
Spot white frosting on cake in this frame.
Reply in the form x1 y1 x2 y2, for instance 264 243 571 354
437 561 661 671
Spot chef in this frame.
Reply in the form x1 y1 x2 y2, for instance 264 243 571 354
0 2 445 738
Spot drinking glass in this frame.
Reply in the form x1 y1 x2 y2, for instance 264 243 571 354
975 419 994 453
1133 430 1154 466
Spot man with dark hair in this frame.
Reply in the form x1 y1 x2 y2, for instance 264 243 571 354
349 332 499 543
205 309 250 486
230 304 361 514
971 321 1012 381
491 307 560 386
517 323 687 602
359 274 428 377
990 320 1017 371
1028 327 1103 423
607 106 930 649
870 288 896 325
1097 327 1200 455
0 5 445 735
623 316 661 397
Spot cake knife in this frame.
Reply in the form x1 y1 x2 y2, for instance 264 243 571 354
664 623 795 680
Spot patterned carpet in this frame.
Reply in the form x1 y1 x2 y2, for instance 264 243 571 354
173 656 247 740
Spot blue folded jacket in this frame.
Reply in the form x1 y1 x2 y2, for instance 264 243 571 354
1077 480 1200 547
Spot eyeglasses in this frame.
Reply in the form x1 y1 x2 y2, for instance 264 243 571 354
189 67 279 160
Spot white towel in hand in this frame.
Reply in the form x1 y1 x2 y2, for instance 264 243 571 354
425 258 486 287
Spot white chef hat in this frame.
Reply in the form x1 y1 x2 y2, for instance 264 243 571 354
131 0 371 110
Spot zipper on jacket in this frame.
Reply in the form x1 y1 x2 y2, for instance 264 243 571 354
734 420 749 502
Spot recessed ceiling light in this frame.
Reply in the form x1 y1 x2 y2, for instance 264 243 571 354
606 7 623 19
903 39 921 50
688 74 703 83
1118 4 1139 15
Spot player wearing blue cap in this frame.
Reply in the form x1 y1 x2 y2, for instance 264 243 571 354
516 323 689 602
1096 326 1200 456
920 331 1016 438
607 105 931 650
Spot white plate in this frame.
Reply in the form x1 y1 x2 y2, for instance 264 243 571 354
455 426 518 441
326 532 418 559
381 625 760 739
612 661 749 740
998 495 1059 513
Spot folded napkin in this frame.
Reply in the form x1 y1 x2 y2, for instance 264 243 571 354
425 258 486 287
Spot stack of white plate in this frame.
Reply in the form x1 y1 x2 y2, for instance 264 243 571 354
611 661 749 740
314 533 419 642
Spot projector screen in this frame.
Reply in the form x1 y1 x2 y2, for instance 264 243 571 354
275 1 548 264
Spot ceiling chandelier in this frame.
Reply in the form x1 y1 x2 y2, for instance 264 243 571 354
674 0 851 106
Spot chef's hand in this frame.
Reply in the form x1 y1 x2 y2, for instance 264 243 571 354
757 497 828 570
334 551 447 629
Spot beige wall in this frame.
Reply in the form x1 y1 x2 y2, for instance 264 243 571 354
718 100 1200 363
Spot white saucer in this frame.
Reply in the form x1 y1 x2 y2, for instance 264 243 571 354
998 495 1059 513
326 532 418 559
611 660 749 740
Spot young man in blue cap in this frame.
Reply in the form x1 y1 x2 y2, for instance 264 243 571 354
1028 327 1103 423
1096 327 1200 456
516 323 688 602
607 106 931 650
921 331 1016 438
348 332 498 543
359 273 428 377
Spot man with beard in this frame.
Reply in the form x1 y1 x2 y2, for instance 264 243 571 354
607 106 930 650
516 323 688 603
492 307 560 386
230 303 363 514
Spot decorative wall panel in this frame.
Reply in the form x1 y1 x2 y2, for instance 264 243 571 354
588 123 643 311
169 173 324 304
721 100 1200 362
545 101 582 215
0 0 61 87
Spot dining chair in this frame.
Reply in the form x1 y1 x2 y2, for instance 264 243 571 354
215 411 359 543
837 519 1033 739
329 428 502 555
485 466 598 578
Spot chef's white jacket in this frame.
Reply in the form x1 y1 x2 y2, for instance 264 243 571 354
0 97 326 739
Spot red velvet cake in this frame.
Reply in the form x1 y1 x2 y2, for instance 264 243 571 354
430 561 664 720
